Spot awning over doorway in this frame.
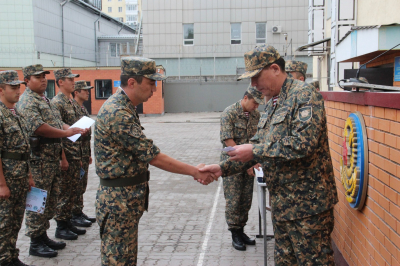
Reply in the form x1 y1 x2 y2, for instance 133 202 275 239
296 37 330 52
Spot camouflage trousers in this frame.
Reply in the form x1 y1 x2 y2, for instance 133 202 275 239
55 160 81 221
96 183 147 266
223 171 254 230
25 161 61 238
0 176 29 264
72 157 89 215
273 208 335 266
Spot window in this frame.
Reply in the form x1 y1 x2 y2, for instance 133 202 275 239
126 4 137 10
118 17 124 22
231 23 241 44
110 43 120 57
118 0 122 1
108 0 111 2
108 7 112 12
95 80 113 99
183 24 194 45
45 80 55 99
118 7 122 12
126 15 137 21
256 23 267 43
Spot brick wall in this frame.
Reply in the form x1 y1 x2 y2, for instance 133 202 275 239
325 100 400 266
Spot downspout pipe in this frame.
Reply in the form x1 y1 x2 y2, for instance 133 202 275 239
60 0 70 67
118 23 124 35
94 13 101 67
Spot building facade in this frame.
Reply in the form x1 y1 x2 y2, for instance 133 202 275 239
0 0 137 68
142 0 313 78
101 0 141 27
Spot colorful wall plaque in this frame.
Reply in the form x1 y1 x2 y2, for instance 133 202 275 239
340 111 369 210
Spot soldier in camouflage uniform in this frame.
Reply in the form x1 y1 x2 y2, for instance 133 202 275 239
95 57 215 266
71 81 96 224
220 85 264 251
16 64 84 258
0 71 35 266
285 60 308 81
201 45 338 265
51 69 91 241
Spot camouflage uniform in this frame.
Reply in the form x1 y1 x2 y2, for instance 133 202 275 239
50 68 81 223
220 87 263 231
285 60 308 77
15 65 64 238
72 81 93 216
0 71 30 264
95 57 166 266
222 45 338 265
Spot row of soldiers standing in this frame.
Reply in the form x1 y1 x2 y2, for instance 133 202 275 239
0 65 94 266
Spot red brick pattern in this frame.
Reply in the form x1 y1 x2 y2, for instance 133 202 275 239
326 101 400 266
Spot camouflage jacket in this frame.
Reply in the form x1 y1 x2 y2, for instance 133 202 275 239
74 100 91 158
15 88 64 162
95 88 160 180
0 102 30 178
220 100 260 161
219 77 338 222
51 92 82 160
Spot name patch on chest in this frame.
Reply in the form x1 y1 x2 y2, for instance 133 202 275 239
298 106 312 122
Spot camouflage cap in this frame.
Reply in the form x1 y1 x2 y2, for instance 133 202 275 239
54 68 80 80
74 80 93 91
22 64 50 77
285 60 308 76
121 57 167 81
247 86 264 105
309 80 320 90
237 45 281 80
0 70 26 85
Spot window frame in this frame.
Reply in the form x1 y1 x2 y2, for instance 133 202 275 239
95 79 113 99
126 4 137 10
183 23 194 46
45 80 56 99
108 7 112 12
255 22 267 44
127 15 137 22
231 23 241 45
118 7 122 12
110 43 121 57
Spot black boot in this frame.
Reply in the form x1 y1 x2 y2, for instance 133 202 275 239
81 212 96 223
238 227 256 245
68 220 86 235
230 229 246 251
71 214 92 227
12 257 36 266
42 231 66 250
29 235 58 258
55 220 78 240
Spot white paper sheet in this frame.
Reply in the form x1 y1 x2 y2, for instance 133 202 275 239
26 187 47 214
67 116 95 142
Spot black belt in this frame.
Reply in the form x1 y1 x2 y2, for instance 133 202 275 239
100 171 150 187
40 138 61 144
1 151 30 161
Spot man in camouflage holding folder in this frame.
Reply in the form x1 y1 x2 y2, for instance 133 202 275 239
16 64 84 258
95 57 215 266
201 45 338 265
0 70 35 266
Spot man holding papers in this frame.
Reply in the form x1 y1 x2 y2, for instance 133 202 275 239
51 69 91 240
0 70 35 266
220 86 264 251
16 65 85 258
71 81 96 224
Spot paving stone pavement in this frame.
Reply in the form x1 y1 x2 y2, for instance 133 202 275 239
17 112 275 266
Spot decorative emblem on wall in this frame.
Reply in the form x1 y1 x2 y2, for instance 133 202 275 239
340 111 369 210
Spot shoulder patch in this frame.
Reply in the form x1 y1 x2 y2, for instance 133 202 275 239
298 106 312 122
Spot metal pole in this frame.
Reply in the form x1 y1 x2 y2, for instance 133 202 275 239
263 186 267 266
214 56 216 80
94 13 101 67
60 0 70 67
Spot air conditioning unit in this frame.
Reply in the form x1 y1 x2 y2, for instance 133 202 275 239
272 26 282 33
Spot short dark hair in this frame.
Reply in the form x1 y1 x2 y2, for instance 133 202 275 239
56 77 66 88
243 91 254 100
265 57 286 73
120 75 143 87
291 71 305 80
72 89 81 98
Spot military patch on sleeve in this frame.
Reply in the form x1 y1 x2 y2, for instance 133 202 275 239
298 106 312 122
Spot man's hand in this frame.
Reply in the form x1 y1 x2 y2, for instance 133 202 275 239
227 144 254 162
28 173 35 191
199 164 222 180
246 163 261 176
81 128 91 137
89 157 93 164
64 127 85 137
193 164 215 185
60 158 69 171
0 184 10 199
